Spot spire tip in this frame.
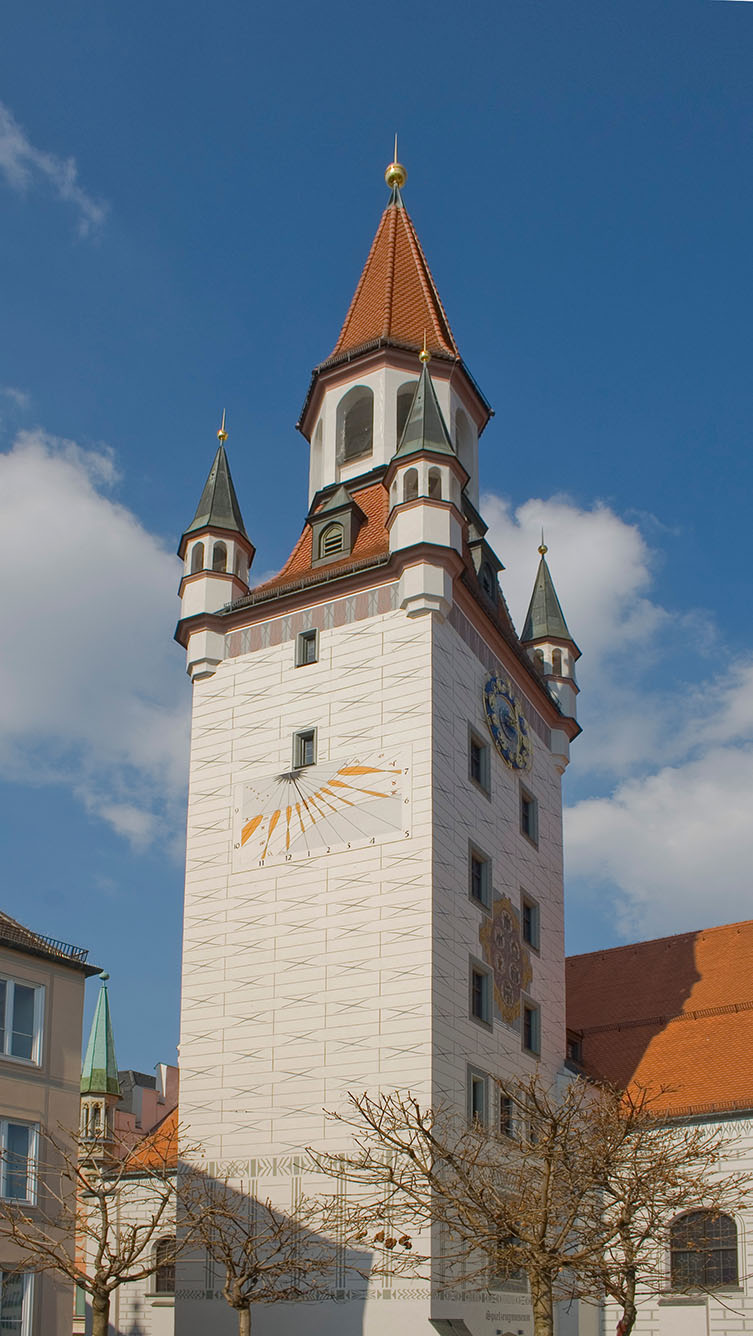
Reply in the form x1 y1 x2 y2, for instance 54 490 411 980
217 409 228 445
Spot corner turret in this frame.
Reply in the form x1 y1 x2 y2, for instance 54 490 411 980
384 353 467 618
80 972 120 1162
521 541 580 721
178 415 255 680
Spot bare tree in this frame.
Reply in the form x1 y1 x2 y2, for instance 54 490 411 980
0 1119 185 1336
581 1088 752 1336
180 1167 348 1336
310 1077 752 1336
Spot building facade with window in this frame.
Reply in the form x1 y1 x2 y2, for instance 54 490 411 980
0 911 98 1336
567 917 753 1336
174 156 580 1335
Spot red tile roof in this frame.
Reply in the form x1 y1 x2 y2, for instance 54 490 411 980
124 1106 178 1172
251 480 390 594
327 197 459 363
567 919 753 1116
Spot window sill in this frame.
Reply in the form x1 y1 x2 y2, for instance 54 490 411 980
659 1289 743 1304
145 1294 175 1306
469 894 492 915
0 1052 40 1069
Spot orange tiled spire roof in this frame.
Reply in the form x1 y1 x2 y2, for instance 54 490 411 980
326 156 460 364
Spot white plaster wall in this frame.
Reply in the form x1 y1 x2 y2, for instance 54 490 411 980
82 1179 175 1336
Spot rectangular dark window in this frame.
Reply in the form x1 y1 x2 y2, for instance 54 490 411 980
293 729 317 769
470 964 492 1026
469 846 491 909
1 1122 32 1201
468 1070 487 1124
468 728 491 795
520 788 538 845
499 1093 514 1138
0 1271 28 1333
522 896 540 949
295 629 319 667
523 1003 541 1055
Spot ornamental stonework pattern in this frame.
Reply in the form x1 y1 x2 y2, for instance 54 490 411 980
479 895 532 1024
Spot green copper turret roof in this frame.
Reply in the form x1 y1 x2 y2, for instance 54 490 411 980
81 975 120 1097
521 551 573 644
394 362 455 459
185 444 248 538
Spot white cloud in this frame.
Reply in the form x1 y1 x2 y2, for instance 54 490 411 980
484 490 753 941
1 387 30 411
565 743 753 941
0 101 106 237
0 429 188 845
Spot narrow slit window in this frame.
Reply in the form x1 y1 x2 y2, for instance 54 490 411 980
293 729 317 769
295 629 319 667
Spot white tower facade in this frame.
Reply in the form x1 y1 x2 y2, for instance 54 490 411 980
175 160 580 1336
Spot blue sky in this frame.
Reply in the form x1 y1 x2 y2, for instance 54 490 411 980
2 0 753 1068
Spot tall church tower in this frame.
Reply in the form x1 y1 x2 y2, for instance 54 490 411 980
176 156 579 1336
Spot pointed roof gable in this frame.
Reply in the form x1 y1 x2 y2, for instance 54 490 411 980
521 552 574 644
327 191 460 364
185 444 247 538
395 362 455 458
81 976 120 1097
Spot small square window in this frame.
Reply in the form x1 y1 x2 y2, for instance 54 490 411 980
468 728 491 796
523 1002 541 1055
293 728 317 769
468 1068 488 1124
521 895 540 949
470 961 492 1027
520 787 538 846
469 845 492 909
295 629 319 667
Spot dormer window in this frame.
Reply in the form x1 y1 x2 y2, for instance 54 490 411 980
319 524 344 559
338 385 373 464
480 562 496 598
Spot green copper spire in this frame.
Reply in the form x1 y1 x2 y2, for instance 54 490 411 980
185 441 248 539
394 361 455 459
81 974 120 1097
521 546 573 644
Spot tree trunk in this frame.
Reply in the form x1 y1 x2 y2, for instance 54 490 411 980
91 1291 110 1336
237 1306 251 1336
617 1270 638 1336
529 1274 555 1336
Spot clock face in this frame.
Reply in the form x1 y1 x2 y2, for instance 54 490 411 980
483 673 532 771
232 750 411 869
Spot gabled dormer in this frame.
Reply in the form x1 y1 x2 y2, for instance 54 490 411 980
306 483 366 566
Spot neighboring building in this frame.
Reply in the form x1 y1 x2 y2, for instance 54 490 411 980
567 917 753 1336
76 976 178 1336
0 911 98 1336
175 155 580 1334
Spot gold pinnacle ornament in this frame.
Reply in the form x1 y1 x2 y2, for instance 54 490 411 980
419 329 431 364
385 132 407 189
538 527 548 557
217 409 228 444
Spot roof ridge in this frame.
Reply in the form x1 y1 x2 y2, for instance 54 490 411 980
567 916 753 963
579 997 753 1036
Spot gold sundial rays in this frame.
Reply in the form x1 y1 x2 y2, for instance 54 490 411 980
240 763 402 850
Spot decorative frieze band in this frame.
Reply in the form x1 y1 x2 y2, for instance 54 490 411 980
225 583 400 659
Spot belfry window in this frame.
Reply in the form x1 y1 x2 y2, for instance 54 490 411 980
190 543 204 574
403 468 419 503
551 648 563 675
212 541 227 572
338 386 373 463
319 524 344 559
396 382 416 443
428 468 442 500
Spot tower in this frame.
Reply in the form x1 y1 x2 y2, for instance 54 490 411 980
176 154 580 1336
80 972 120 1162
521 541 580 728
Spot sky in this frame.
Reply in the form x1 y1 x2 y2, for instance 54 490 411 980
2 0 753 1069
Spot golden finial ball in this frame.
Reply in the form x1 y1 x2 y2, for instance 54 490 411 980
217 427 228 444
538 543 548 556
419 346 431 364
385 160 407 189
